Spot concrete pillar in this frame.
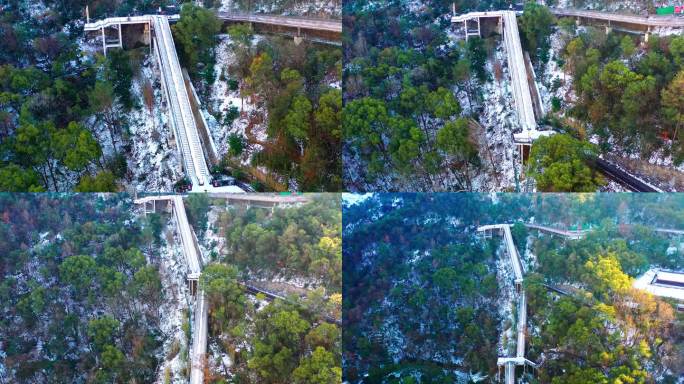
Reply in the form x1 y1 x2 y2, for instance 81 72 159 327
606 26 612 34
101 27 107 57
146 22 152 54
294 36 303 45
575 17 581 26
464 20 468 41
118 23 123 48
477 17 481 37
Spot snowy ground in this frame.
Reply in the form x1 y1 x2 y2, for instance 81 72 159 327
206 34 263 167
79 38 182 193
462 37 522 192
539 28 574 118
128 57 182 193
199 206 227 263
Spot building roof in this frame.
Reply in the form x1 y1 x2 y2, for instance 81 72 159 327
634 268 684 301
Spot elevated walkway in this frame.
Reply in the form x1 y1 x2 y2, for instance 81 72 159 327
135 195 207 384
477 223 537 383
525 223 588 240
86 15 211 187
217 13 341 33
451 10 554 168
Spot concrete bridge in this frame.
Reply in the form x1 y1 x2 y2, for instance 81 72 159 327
551 8 684 40
525 223 589 240
217 13 341 45
207 192 310 210
84 10 341 190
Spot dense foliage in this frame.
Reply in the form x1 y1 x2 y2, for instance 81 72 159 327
214 194 341 291
518 2 556 64
0 0 177 191
343 193 684 382
0 194 164 383
172 3 221 81
560 25 684 163
200 262 341 384
527 223 684 383
343 0 489 191
219 24 342 191
199 195 342 383
528 133 604 192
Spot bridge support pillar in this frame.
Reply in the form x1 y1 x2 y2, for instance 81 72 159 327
101 27 107 57
518 143 531 166
294 26 303 45
118 23 123 49
188 274 200 296
143 200 156 215
464 17 481 41
645 27 651 43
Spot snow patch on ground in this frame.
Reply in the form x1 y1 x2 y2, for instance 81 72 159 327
128 58 182 192
470 40 521 192
208 34 264 166
539 28 574 117
208 341 233 378
200 206 227 263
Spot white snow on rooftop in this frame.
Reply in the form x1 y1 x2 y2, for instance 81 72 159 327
342 193 373 205
190 184 245 193
513 129 555 144
654 270 684 285
633 269 684 301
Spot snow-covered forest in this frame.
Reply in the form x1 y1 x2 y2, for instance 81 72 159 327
0 0 341 193
0 194 167 382
342 193 684 383
192 193 342 382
